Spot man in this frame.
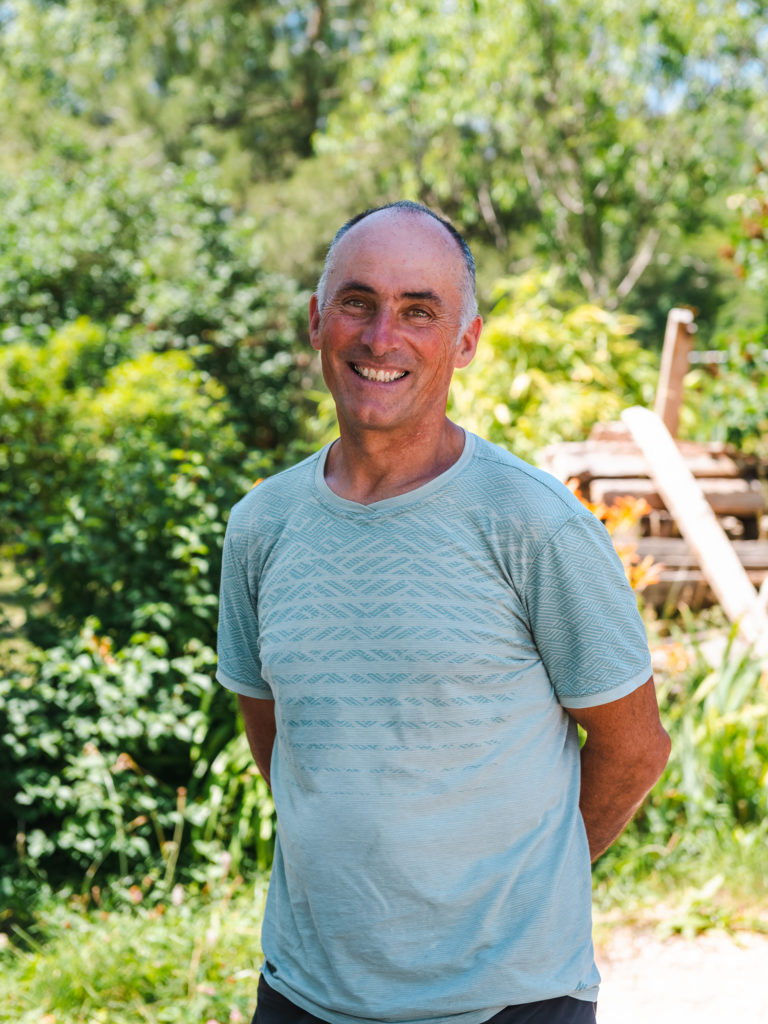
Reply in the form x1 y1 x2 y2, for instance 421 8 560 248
216 201 671 1024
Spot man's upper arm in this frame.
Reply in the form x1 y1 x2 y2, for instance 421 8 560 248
238 694 276 788
216 510 272 698
524 511 653 708
565 676 669 767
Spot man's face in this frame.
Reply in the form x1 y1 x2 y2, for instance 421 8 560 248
309 210 481 436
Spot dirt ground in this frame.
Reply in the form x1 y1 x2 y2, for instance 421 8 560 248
594 926 768 1022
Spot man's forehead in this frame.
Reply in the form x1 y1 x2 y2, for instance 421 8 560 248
337 207 457 252
328 210 464 286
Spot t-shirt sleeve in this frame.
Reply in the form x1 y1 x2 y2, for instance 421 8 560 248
216 516 273 699
523 510 652 709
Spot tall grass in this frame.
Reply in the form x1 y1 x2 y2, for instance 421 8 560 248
593 625 768 931
0 874 268 1024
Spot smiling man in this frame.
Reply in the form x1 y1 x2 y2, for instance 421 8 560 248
216 201 670 1024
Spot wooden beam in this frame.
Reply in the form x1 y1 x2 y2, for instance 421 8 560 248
589 477 765 517
621 406 768 655
654 308 696 437
635 537 768 571
540 444 743 484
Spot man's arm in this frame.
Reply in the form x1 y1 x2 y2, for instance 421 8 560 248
238 694 276 790
565 676 670 862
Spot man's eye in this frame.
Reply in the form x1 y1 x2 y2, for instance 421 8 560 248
408 308 430 319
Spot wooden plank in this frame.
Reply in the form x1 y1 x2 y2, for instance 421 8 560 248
589 477 765 517
621 406 768 654
654 308 695 436
635 537 768 570
647 568 768 589
541 447 744 483
641 574 767 611
544 437 733 458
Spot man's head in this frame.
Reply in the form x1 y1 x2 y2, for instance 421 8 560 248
308 202 482 437
316 200 478 331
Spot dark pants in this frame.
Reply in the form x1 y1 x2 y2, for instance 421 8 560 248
253 974 597 1024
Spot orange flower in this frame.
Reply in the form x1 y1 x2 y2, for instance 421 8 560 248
569 481 660 592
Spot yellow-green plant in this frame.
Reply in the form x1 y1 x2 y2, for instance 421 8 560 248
593 628 768 922
449 270 657 464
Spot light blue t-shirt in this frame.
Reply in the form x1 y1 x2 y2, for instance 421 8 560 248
216 432 652 1024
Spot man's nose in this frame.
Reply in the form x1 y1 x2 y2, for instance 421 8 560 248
361 306 400 353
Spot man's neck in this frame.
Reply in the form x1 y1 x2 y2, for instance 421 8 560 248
323 419 466 505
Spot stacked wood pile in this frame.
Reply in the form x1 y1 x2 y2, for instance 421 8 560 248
539 308 768 613
540 424 768 608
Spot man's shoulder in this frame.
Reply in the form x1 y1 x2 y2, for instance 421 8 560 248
467 434 586 520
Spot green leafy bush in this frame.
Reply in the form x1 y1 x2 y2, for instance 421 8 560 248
654 636 768 831
0 319 251 646
594 632 768 909
0 620 274 909
0 317 288 907
449 269 657 463
682 326 768 459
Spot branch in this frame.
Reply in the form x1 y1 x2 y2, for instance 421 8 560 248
478 181 506 249
615 227 661 300
521 144 543 199
553 181 585 215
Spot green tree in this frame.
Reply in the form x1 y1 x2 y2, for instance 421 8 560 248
0 153 313 450
320 0 768 311
0 0 371 187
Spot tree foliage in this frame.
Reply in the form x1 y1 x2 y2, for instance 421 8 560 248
320 0 768 310
1 319 245 646
0 154 313 450
0 0 372 183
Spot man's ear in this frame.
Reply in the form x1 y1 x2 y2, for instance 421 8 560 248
309 293 322 351
454 315 483 369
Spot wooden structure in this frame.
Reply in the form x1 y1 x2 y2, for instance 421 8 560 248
539 309 768 616
621 406 768 654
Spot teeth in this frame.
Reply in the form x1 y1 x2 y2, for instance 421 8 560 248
354 365 407 383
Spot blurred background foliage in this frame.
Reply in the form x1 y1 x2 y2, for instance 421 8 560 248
1 0 768 947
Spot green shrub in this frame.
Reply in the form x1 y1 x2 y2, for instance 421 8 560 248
653 634 768 830
594 631 768 909
0 319 254 647
0 620 274 910
448 270 657 463
681 326 768 459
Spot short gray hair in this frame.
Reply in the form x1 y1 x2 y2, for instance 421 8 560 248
316 200 478 328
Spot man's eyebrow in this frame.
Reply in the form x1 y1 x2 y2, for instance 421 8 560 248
336 281 376 295
337 281 444 305
402 289 444 305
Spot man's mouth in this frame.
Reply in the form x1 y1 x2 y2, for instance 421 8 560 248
352 364 408 383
